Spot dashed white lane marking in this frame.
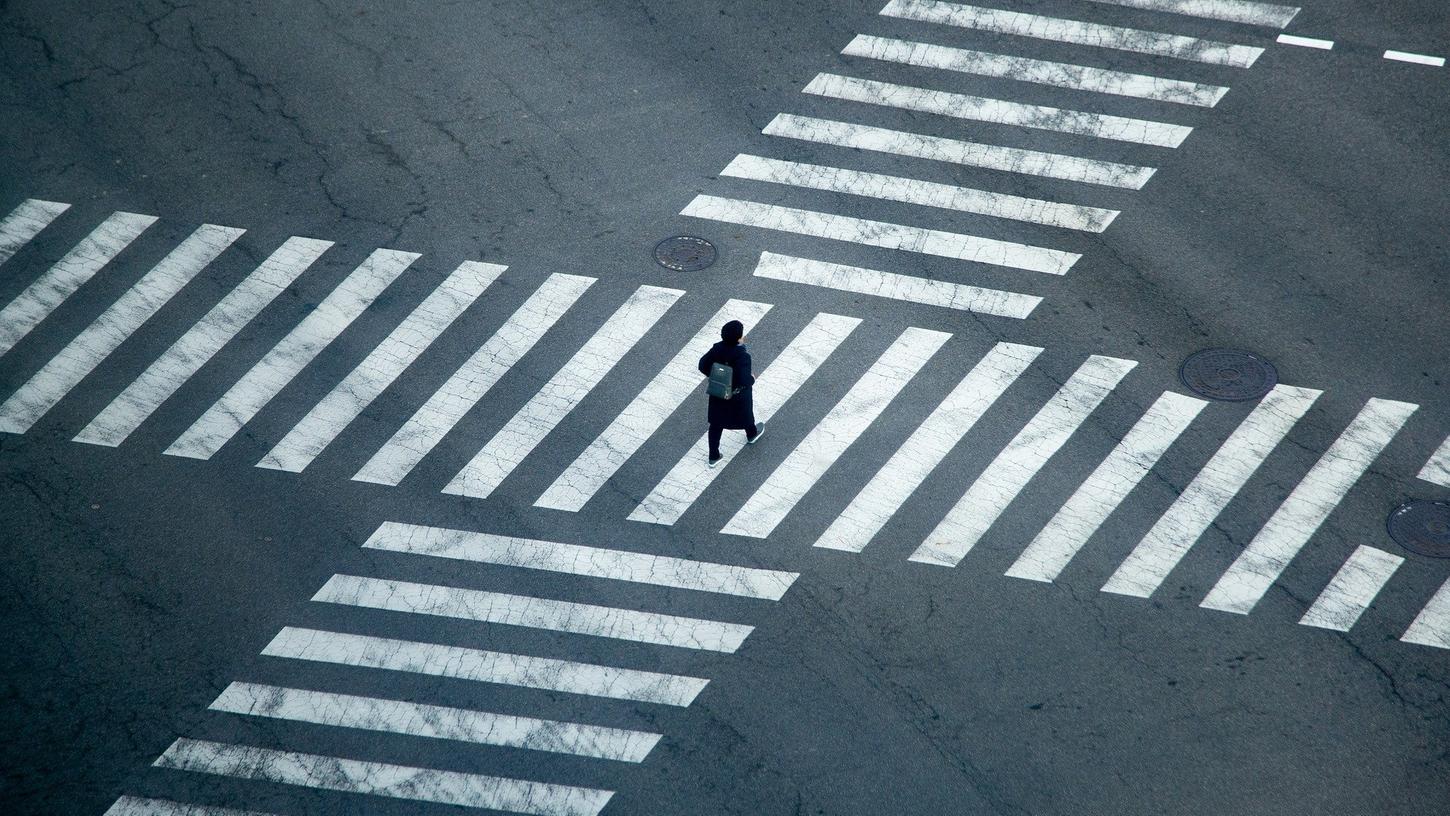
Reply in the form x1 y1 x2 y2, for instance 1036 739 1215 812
1277 34 1333 50
0 198 70 267
313 574 754 653
816 342 1042 554
104 796 277 816
534 300 772 512
353 272 593 487
1298 545 1403 632
1088 0 1300 29
257 261 504 472
74 237 333 448
362 522 799 599
911 355 1138 567
1005 390 1207 582
1401 577 1450 650
262 626 709 706
751 252 1040 319
209 681 662 762
721 153 1120 232
844 34 1229 107
879 0 1264 68
0 224 244 434
681 195 1080 275
763 114 1157 189
0 211 156 359
804 73 1193 148
163 248 418 460
1201 398 1417 615
630 312 860 526
1102 384 1322 598
722 326 951 539
153 738 614 816
1417 434 1450 487
1383 50 1446 67
443 285 683 500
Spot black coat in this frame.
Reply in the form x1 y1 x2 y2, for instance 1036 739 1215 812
698 341 756 429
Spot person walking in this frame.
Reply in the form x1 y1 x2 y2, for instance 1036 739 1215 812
698 319 763 467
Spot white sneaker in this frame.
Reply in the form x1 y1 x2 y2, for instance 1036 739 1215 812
747 422 765 444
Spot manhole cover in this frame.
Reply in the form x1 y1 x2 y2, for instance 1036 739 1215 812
1178 348 1278 401
653 236 716 272
1387 500 1450 558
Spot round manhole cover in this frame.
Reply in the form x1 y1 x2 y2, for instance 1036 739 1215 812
653 236 716 272
1387 500 1450 558
1178 349 1278 401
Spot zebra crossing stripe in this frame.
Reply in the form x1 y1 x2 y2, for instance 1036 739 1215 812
353 272 594 486
443 285 683 499
364 522 800 599
911 355 1138 567
1005 391 1206 582
752 252 1040 319
816 342 1041 553
210 682 661 762
843 35 1229 107
534 299 772 512
0 199 70 267
1417 433 1450 487
0 224 244 434
1088 0 1300 28
879 0 1264 68
104 796 276 816
1102 384 1322 598
1401 577 1450 650
722 327 951 539
682 195 1079 275
258 261 504 472
1298 546 1403 632
630 312 861 526
721 154 1119 232
164 248 418 460
763 114 1157 189
153 738 614 816
1201 398 1418 615
0 211 157 359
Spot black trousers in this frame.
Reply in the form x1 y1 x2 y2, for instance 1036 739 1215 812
708 423 758 458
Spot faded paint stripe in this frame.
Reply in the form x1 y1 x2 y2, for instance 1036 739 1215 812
751 252 1040 319
1088 0 1299 28
1298 546 1403 632
0 199 70 266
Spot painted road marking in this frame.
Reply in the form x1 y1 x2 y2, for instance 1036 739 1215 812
0 224 244 434
1298 545 1403 632
258 261 503 472
535 300 772 512
1006 391 1207 582
1088 0 1299 28
1201 398 1417 614
0 199 70 267
104 796 277 816
1402 577 1450 650
1418 434 1450 487
1277 34 1333 50
1383 50 1445 67
911 355 1138 567
751 253 1041 319
443 285 683 499
163 248 417 460
722 327 951 539
1102 384 1322 598
681 195 1080 275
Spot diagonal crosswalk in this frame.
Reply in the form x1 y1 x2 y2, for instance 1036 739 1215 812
0 198 70 267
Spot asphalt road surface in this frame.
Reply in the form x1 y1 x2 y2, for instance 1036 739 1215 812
2 1 1448 815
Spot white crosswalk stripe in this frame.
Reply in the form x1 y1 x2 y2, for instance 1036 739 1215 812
1298 546 1403 632
1417 433 1450 487
0 198 70 267
752 252 1040 318
1402 577 1450 650
1088 0 1300 29
104 796 277 816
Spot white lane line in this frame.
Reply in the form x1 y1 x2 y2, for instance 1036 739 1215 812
1383 50 1446 67
1088 0 1300 28
1418 434 1450 487
879 0 1263 67
363 522 800 599
816 342 1041 554
73 237 333 447
262 626 707 706
763 114 1157 189
258 261 504 472
911 355 1138 567
844 34 1229 107
163 248 417 460
722 327 951 539
805 73 1193 148
0 224 243 435
1277 34 1333 50
535 299 772 512
154 738 613 816
442 285 683 499
1402 577 1450 650
1006 391 1207 582
104 796 277 816
210 681 661 762
353 273 594 486
1201 398 1418 614
1102 384 1322 598
314 574 754 653
721 153 1119 232
0 199 70 266
630 312 861 526
1298 546 1404 632
682 195 1079 275
752 252 1040 319
0 211 156 359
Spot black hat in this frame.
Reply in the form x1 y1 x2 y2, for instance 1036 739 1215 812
721 320 744 344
